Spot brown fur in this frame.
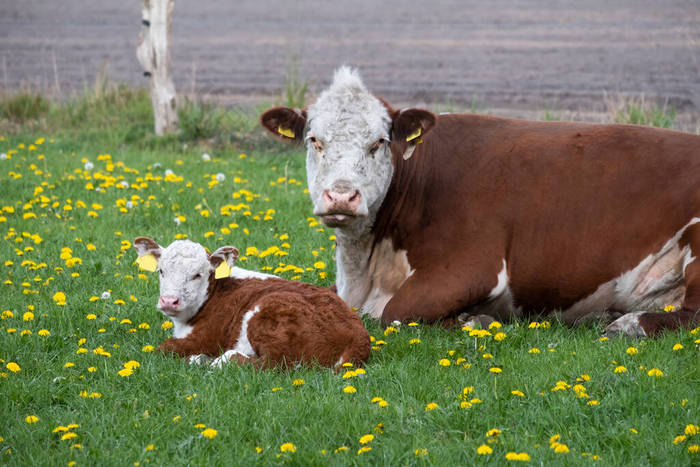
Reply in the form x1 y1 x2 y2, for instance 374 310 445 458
375 111 700 334
159 276 370 369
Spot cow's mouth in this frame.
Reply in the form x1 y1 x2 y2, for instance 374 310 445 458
320 213 358 227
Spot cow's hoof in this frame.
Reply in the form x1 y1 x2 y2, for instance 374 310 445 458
603 312 647 338
188 354 212 365
458 313 496 329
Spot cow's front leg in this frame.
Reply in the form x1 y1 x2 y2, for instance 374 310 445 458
380 266 500 326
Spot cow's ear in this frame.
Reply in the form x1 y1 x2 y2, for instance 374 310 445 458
133 237 162 272
260 107 307 144
208 246 239 279
391 108 437 160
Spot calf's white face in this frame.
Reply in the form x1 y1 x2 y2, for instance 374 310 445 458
133 237 239 324
260 67 436 233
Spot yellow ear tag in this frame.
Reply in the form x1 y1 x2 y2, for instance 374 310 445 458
136 254 157 272
406 127 422 142
277 126 295 139
214 261 231 279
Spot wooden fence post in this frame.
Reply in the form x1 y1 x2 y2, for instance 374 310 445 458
137 0 178 135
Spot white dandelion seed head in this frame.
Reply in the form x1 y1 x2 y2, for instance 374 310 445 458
1 153 8 160
174 217 181 226
84 161 94 170
164 169 174 177
126 201 134 209
201 153 211 161
153 162 162 169
119 181 129 188
101 291 111 300
215 173 225 182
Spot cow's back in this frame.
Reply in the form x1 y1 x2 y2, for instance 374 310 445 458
386 114 700 311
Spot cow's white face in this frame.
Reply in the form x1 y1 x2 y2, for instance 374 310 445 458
133 237 239 324
260 67 437 235
304 68 393 230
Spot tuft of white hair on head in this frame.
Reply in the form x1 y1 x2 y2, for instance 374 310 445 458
329 66 366 93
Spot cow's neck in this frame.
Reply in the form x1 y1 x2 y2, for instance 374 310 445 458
334 224 375 311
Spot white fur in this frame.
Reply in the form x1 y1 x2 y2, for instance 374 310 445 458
211 306 261 368
488 260 509 299
157 240 211 324
173 321 193 338
605 312 647 337
305 67 394 233
188 354 211 365
229 266 276 280
563 217 700 319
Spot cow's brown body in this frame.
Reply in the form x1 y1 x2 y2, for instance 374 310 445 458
159 275 371 369
260 67 700 337
375 114 700 332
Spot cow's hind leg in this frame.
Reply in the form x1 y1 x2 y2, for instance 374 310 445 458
605 223 700 336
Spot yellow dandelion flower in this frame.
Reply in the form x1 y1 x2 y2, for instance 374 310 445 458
647 368 663 377
486 428 501 437
685 424 699 436
409 338 421 344
528 347 540 354
489 367 502 374
280 442 296 453
505 452 531 461
357 446 372 454
343 385 357 393
439 358 451 367
477 445 493 455
25 415 39 423
142 345 155 352
359 434 374 444
626 347 638 355
118 368 133 377
22 311 34 321
86 314 97 320
614 365 627 373
672 343 683 351
493 332 507 341
674 435 687 445
161 321 173 330
511 390 525 397
6 362 20 372
201 428 218 439
425 402 438 411
687 444 699 453
587 400 600 406
61 432 78 441
38 329 50 336
292 378 305 386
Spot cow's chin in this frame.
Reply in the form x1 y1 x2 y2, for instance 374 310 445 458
320 213 358 228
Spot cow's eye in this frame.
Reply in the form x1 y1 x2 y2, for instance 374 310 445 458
308 135 324 152
158 269 163 276
368 138 387 156
192 273 201 280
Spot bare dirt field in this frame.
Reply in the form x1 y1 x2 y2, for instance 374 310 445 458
1 0 699 124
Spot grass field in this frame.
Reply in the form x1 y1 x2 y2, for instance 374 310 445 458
0 87 698 466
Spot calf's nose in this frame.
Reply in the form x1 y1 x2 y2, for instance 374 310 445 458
159 296 180 310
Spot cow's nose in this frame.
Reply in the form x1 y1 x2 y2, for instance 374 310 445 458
158 296 180 310
322 188 362 213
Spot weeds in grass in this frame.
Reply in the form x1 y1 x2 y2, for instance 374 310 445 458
606 93 677 128
0 92 51 122
283 58 309 109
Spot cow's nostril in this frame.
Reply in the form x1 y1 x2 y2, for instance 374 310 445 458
349 191 360 203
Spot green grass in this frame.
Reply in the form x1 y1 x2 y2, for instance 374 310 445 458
0 89 698 466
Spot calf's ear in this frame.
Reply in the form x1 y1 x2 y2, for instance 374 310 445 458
260 107 307 144
209 246 240 279
390 108 437 160
133 237 162 272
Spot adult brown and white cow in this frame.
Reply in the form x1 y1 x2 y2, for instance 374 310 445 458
260 67 700 337
133 237 370 369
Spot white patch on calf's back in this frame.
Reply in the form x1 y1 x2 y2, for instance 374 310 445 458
229 266 276 280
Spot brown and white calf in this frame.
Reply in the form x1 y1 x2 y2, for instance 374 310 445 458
133 237 370 369
260 67 700 337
